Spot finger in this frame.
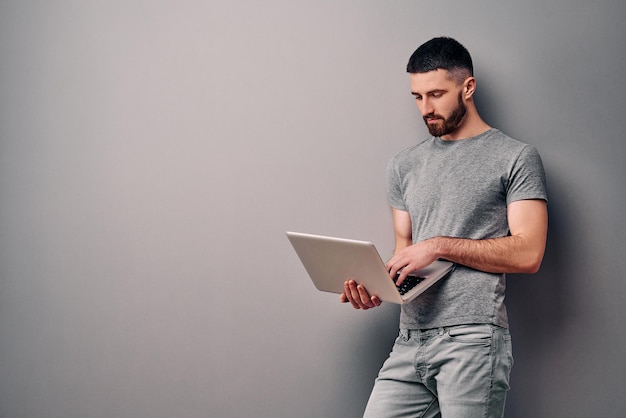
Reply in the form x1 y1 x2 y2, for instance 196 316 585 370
352 282 371 309
341 282 353 305
395 271 404 286
386 252 400 265
346 280 362 309
386 252 405 271
358 284 381 310
356 284 374 309
387 260 405 281
350 281 369 309
396 268 410 286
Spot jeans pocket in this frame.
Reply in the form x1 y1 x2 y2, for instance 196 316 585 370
396 329 410 342
445 324 493 344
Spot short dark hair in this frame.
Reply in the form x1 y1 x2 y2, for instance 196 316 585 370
407 37 473 83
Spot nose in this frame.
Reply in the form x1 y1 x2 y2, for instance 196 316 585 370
418 97 434 117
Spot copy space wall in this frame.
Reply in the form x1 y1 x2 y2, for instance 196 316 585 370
1 1 625 417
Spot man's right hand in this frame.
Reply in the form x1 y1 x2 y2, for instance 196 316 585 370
340 280 382 310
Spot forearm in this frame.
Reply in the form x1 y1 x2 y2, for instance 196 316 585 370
428 234 544 274
389 195 547 280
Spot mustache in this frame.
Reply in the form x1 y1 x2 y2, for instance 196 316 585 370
423 113 444 122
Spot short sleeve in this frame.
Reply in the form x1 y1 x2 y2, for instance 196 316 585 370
507 145 548 204
386 156 408 211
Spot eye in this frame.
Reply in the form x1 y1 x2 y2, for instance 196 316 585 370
430 92 443 98
413 94 422 101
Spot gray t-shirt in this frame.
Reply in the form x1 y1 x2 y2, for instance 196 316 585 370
386 128 547 329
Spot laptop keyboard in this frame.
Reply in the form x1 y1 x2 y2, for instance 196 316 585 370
394 275 425 295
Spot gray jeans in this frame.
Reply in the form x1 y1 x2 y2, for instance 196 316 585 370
363 324 513 418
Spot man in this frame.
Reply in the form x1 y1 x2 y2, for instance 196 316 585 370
340 37 548 417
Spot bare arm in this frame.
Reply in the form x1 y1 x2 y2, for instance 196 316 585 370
388 199 548 284
391 206 413 255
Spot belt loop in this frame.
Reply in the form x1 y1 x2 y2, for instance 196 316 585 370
400 329 410 340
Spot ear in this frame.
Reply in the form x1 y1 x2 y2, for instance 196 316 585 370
463 77 477 99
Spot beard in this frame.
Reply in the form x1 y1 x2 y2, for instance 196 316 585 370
423 92 467 137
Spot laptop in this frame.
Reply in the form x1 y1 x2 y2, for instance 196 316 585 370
286 231 454 304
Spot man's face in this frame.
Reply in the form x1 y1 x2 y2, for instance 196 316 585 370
409 70 467 138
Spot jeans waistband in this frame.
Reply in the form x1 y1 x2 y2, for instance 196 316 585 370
400 324 504 340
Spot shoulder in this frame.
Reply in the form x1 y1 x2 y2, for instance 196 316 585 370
486 130 539 152
389 137 432 166
472 130 543 164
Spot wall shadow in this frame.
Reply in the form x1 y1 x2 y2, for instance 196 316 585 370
504 172 572 417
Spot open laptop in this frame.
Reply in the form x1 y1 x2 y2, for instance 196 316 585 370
286 231 454 304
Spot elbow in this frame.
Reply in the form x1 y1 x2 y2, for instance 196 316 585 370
518 252 544 274
524 262 541 274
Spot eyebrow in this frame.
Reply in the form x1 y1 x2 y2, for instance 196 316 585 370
411 89 447 96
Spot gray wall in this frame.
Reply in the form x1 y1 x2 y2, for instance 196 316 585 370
1 1 625 417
